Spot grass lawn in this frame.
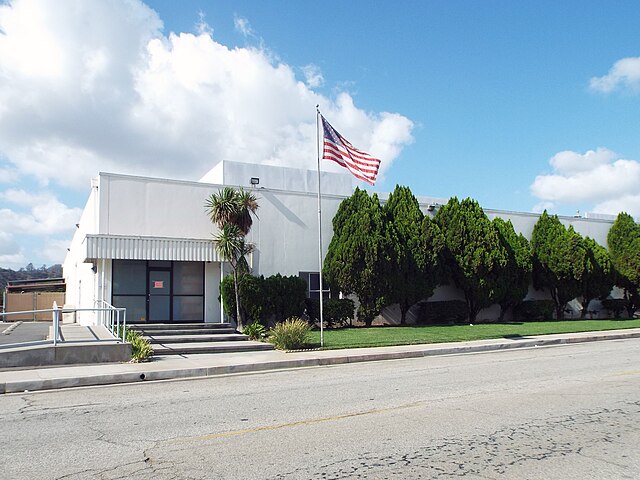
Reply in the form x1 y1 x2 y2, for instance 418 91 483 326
307 319 640 350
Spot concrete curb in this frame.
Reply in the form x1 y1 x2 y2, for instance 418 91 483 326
2 329 640 394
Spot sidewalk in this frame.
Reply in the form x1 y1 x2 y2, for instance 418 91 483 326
2 328 640 394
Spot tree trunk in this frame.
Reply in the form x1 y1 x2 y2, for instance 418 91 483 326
580 297 592 319
400 303 407 325
465 292 478 323
624 289 636 318
233 269 242 330
550 288 563 320
498 303 507 323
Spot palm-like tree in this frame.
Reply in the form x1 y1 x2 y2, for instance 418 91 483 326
206 188 259 328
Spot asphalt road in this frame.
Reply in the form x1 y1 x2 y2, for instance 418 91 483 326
1 339 639 479
0 321 50 345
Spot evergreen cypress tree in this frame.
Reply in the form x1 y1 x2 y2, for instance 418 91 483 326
434 197 507 322
531 211 586 319
492 218 532 321
324 188 390 326
383 186 439 324
607 212 640 317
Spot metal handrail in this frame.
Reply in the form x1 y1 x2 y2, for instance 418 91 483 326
1 303 127 345
0 306 62 346
95 300 127 342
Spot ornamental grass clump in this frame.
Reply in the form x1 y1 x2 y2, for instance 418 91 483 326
243 322 267 341
268 317 310 350
126 330 153 362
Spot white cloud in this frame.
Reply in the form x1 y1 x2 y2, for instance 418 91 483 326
302 64 324 88
41 238 72 264
233 15 253 37
196 11 213 36
0 0 414 190
0 252 27 269
0 231 20 255
549 148 617 175
0 165 19 183
530 148 640 217
0 189 82 235
531 201 555 214
0 231 25 269
590 56 640 94
593 195 640 218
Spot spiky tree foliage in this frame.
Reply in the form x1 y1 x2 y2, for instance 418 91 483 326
324 188 389 326
607 212 640 317
433 197 508 322
213 224 254 327
206 187 259 329
492 218 532 322
530 211 586 319
580 237 614 318
383 185 439 324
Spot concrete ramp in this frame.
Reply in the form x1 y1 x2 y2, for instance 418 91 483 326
0 324 131 369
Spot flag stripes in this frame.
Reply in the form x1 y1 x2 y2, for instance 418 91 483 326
321 115 381 185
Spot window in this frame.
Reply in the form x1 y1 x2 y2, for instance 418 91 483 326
111 260 204 322
299 272 330 300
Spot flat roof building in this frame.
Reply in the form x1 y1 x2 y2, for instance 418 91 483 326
64 161 616 326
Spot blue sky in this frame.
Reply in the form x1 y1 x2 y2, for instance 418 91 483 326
1 0 639 268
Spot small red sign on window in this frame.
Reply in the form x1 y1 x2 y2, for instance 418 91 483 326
154 281 164 289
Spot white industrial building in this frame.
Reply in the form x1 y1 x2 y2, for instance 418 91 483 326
63 161 616 326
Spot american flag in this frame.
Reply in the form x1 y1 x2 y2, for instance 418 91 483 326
321 115 381 185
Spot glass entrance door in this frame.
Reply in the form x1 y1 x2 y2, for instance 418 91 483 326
112 260 204 323
148 268 171 322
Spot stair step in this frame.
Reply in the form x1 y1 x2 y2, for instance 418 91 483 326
151 341 274 355
128 323 232 330
144 334 248 344
132 328 237 336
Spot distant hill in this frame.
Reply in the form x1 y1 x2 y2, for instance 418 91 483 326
0 264 63 292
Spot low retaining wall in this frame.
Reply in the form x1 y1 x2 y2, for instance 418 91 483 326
0 342 131 368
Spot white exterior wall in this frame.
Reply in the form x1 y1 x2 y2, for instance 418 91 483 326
64 163 353 325
204 262 222 324
63 178 101 325
98 169 347 278
65 161 619 326
483 209 613 247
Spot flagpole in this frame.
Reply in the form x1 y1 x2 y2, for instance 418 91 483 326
316 105 324 348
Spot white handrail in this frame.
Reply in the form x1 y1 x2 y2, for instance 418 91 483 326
52 301 61 346
94 300 127 341
0 304 128 347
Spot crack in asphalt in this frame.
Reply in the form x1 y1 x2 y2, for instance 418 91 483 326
267 400 640 479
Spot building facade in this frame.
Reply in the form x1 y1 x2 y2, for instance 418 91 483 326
64 161 617 326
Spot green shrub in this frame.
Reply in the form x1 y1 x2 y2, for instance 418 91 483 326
601 298 627 318
220 275 237 319
126 330 153 362
304 298 320 325
268 317 310 350
305 298 355 328
265 274 307 323
220 273 307 325
243 322 267 341
415 300 468 324
512 300 555 321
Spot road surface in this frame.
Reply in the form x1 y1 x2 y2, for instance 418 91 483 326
1 338 639 479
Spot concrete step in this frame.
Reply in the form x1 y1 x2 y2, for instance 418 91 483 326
132 328 237 336
128 323 233 331
144 334 249 344
151 341 274 355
